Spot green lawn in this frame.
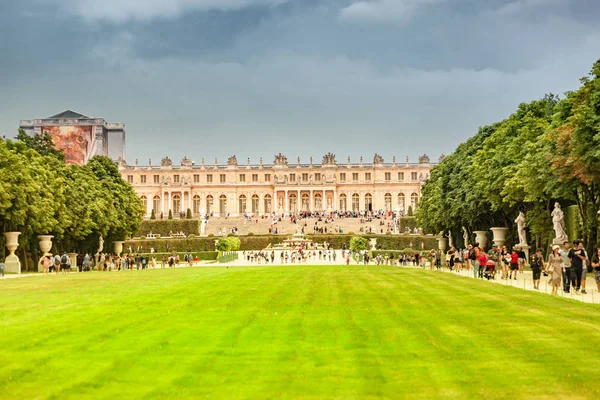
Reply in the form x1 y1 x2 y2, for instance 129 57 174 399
1 266 599 399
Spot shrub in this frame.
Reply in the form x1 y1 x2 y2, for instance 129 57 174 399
150 209 156 220
138 220 200 237
187 234 196 238
407 206 413 216
247 232 254 236
168 210 173 220
186 208 192 219
349 236 368 252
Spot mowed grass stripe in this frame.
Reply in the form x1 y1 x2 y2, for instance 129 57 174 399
0 266 599 399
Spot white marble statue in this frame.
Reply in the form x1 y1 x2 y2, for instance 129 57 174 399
551 202 568 244
462 226 469 246
515 212 527 246
98 235 104 254
448 230 454 248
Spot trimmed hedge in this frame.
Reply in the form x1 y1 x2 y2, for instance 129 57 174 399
136 251 218 261
398 217 418 232
372 249 434 258
138 219 200 237
126 233 437 252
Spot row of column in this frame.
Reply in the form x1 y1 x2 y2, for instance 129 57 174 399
142 190 420 216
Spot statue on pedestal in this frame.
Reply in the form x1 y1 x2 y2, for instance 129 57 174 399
448 230 453 248
551 202 568 244
462 226 469 246
515 212 527 246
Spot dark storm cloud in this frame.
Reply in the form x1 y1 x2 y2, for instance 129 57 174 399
1 0 599 164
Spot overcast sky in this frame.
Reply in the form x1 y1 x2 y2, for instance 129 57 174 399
1 0 599 165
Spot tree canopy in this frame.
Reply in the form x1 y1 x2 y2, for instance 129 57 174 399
417 59 600 252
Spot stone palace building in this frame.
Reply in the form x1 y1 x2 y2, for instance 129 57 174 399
119 153 437 218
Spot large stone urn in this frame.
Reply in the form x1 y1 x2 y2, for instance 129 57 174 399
114 241 125 256
369 238 377 251
437 237 448 253
38 235 54 255
473 230 489 250
490 228 508 248
4 232 21 274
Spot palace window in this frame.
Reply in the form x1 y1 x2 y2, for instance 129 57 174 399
340 173 346 182
339 194 347 211
207 174 213 183
219 195 227 214
252 195 259 214
290 173 296 182
153 196 160 214
365 193 373 211
264 194 272 213
206 195 214 214
140 196 147 215
398 193 405 211
315 174 321 182
411 172 418 181
193 174 200 183
173 175 180 183
302 173 308 182
154 175 160 183
365 173 371 181
239 195 247 213
220 174 226 183
352 193 360 211
352 173 359 181
385 172 391 181
384 193 392 211
252 174 258 182
172 195 181 213
398 172 404 181
140 175 147 184
239 174 246 182
411 193 419 209
193 195 201 215
127 175 133 184
265 174 271 182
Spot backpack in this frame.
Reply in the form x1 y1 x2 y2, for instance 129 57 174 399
61 255 69 264
468 248 476 260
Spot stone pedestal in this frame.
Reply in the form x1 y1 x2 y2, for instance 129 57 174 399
518 245 530 263
114 241 125 256
4 232 21 274
437 237 448 254
490 227 508 248
68 253 78 273
473 231 489 250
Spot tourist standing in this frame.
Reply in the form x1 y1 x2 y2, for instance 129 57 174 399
568 240 587 293
591 248 600 293
530 249 544 290
83 253 90 272
561 241 572 293
547 245 563 295
41 255 50 275
509 249 519 280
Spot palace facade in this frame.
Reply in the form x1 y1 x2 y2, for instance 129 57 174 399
119 153 437 218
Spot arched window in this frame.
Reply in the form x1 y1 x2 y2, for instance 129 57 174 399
206 195 214 214
365 193 372 212
314 193 322 211
289 193 297 213
172 194 181 214
219 195 227 215
239 195 247 214
301 193 309 212
384 193 392 212
339 194 347 211
140 196 148 215
264 194 272 214
252 195 259 214
411 193 419 210
193 195 201 216
398 193 405 211
153 195 161 214
352 193 360 212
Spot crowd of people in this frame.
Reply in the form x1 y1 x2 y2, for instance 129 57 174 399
427 240 600 295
